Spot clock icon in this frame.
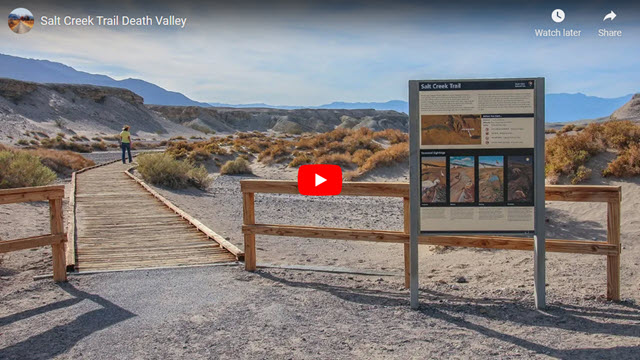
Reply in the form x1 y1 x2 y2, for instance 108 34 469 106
552 9 565 23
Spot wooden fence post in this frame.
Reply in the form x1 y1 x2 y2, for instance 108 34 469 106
49 198 67 282
403 197 410 289
243 192 257 271
606 191 621 301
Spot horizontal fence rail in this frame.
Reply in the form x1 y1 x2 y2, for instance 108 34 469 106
240 180 622 301
0 185 67 282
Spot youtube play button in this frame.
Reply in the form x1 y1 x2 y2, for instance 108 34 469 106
298 164 342 196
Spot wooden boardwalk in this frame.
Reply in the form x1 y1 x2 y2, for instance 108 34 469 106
73 162 237 272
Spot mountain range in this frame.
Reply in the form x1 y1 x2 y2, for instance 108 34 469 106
0 53 634 122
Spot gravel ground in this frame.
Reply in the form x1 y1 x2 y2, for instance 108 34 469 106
1 265 639 359
2 159 640 358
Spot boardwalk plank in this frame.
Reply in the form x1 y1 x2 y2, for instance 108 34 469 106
74 162 235 271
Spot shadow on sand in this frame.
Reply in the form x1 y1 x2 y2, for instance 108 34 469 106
0 283 136 359
257 271 640 360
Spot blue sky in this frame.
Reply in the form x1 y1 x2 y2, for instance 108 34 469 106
2 1 639 104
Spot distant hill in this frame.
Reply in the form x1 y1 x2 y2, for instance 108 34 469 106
0 78 409 144
206 100 407 112
0 53 209 107
545 93 632 123
1 54 634 121
210 95 634 122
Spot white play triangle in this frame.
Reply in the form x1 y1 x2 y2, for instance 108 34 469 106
315 174 327 186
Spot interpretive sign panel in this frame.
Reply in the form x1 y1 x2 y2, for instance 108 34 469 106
414 79 542 233
408 78 546 310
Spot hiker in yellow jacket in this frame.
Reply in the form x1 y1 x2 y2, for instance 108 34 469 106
120 125 133 164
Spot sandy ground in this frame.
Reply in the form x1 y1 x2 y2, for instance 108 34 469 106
2 154 640 358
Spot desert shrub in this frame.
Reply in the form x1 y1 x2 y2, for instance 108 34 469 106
169 136 186 141
165 141 194 160
136 153 194 188
360 143 409 173
187 165 213 189
545 131 605 183
91 137 102 141
131 142 161 150
27 148 94 174
289 153 313 167
545 128 557 134
315 152 354 167
203 142 228 156
186 147 212 163
258 142 292 164
233 138 265 154
102 135 119 141
343 170 360 181
0 150 57 188
16 139 29 146
603 144 640 178
220 157 252 175
373 129 408 144
599 120 640 149
558 124 576 134
574 125 586 132
352 149 374 166
54 119 66 128
90 142 108 151
57 132 66 138
41 137 92 153
29 140 39 145
572 165 592 184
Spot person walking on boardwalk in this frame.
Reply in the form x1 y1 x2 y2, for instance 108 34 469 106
120 125 133 164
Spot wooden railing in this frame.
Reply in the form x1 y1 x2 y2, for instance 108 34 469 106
0 185 67 282
241 180 622 301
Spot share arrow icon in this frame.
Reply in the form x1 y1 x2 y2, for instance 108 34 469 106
603 11 616 21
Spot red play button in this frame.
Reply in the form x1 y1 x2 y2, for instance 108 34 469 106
297 164 342 196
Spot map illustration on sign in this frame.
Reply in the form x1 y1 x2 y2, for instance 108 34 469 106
421 115 482 145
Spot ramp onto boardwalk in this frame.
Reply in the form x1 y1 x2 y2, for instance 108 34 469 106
73 162 237 272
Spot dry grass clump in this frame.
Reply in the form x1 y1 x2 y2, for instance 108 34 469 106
136 153 211 189
27 148 94 174
546 120 640 183
359 143 409 173
545 130 604 184
258 141 292 164
40 136 92 153
373 129 409 144
603 144 640 178
0 150 57 188
352 149 374 166
90 141 108 151
0 143 94 180
158 128 410 175
288 152 313 167
220 157 252 175
166 140 228 163
315 153 355 167
557 124 576 134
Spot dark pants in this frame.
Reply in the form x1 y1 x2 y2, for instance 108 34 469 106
121 142 132 163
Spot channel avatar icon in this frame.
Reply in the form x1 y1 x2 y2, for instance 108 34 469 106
8 8 34 34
